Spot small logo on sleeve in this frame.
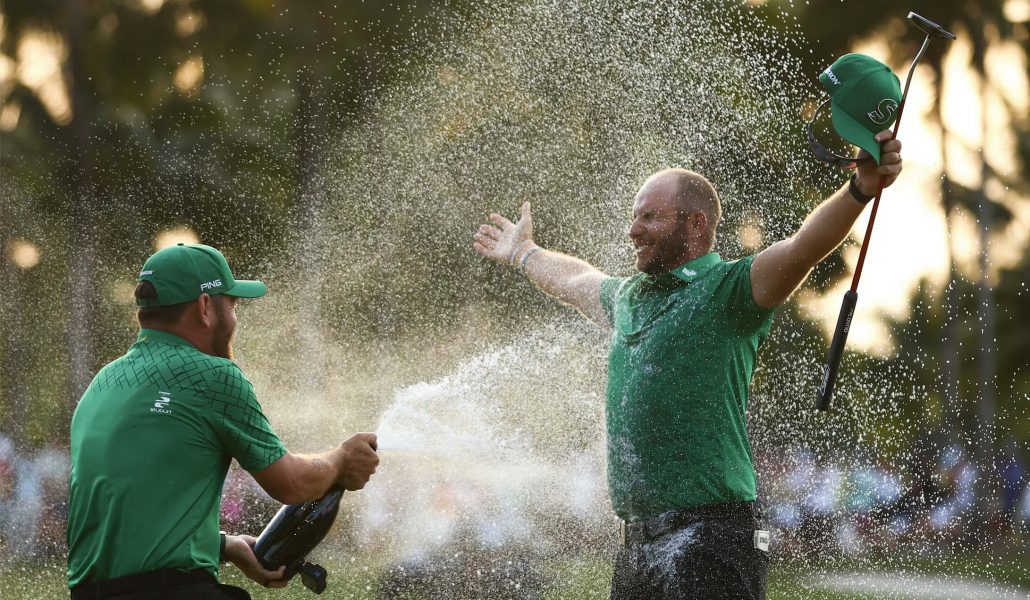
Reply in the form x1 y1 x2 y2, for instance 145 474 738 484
151 391 173 414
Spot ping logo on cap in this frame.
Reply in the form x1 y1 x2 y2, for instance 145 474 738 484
200 279 223 291
867 98 899 125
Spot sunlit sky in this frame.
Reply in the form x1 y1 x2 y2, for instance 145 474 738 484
800 30 1030 356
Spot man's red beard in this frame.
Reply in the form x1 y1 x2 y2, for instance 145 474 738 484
211 306 236 360
214 330 235 360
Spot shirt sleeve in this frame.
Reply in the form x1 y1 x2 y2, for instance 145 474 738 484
722 255 777 335
599 276 627 326
205 363 288 472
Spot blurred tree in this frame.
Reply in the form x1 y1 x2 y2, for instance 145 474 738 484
0 0 468 445
776 0 1029 539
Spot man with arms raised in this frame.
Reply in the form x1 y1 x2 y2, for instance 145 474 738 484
68 243 379 599
473 132 902 599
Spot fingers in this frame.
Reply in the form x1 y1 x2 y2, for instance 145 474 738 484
228 536 289 589
474 205 533 263
489 212 515 229
473 227 516 265
356 432 378 450
472 238 491 256
472 233 496 250
848 134 904 191
477 224 502 241
877 138 903 178
262 566 287 588
473 224 504 257
875 132 902 169
341 432 380 491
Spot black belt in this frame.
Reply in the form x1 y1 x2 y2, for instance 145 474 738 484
71 568 215 599
620 501 756 546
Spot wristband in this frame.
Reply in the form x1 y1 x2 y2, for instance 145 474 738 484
848 174 875 205
219 531 227 563
519 247 542 272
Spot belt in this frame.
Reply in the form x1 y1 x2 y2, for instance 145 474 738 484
620 501 756 546
71 568 215 600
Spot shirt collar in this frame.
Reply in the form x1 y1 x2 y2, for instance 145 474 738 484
669 252 721 283
137 328 195 348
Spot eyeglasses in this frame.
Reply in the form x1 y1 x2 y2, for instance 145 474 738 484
806 97 872 169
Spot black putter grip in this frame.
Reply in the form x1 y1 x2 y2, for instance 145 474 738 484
816 290 858 411
907 13 957 40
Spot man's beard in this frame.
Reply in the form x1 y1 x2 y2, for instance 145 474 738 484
212 313 235 360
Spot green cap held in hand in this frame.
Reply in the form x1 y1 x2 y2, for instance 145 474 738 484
818 53 902 164
136 243 267 308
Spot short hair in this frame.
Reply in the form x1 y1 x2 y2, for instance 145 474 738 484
668 169 721 248
134 281 192 326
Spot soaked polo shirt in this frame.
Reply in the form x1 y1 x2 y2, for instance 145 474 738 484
67 329 287 588
599 252 776 521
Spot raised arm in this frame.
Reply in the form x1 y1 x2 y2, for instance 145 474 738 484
473 202 610 325
750 133 903 309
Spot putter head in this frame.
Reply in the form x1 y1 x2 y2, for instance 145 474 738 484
907 12 956 40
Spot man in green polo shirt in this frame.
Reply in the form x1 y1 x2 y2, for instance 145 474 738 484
473 129 902 597
68 243 380 599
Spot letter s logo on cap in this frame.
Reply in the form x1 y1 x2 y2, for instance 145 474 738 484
867 98 899 125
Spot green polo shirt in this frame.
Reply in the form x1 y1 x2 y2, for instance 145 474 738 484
599 252 776 521
67 329 287 588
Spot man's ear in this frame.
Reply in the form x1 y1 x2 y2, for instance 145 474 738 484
691 211 708 234
196 293 214 328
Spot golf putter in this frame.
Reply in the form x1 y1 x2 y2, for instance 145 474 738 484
816 12 955 411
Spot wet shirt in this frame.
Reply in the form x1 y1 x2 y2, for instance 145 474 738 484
67 329 287 588
599 252 775 521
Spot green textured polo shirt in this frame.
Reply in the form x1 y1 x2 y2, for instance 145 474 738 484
67 329 287 588
599 252 776 521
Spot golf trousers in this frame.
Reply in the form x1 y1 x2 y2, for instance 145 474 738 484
609 503 769 600
70 569 251 600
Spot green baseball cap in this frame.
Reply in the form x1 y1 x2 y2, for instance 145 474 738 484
818 53 902 164
136 243 267 308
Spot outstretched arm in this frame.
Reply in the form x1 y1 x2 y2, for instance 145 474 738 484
750 132 903 309
473 202 610 325
251 433 379 504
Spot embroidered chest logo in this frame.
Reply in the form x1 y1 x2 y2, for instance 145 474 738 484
151 391 173 414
